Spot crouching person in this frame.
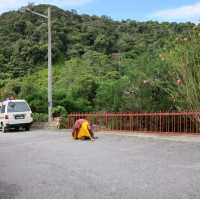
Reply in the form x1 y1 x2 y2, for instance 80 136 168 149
72 119 95 140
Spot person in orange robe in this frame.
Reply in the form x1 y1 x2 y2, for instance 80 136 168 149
72 119 95 140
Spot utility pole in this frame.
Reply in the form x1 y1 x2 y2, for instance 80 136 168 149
22 6 53 122
48 7 52 123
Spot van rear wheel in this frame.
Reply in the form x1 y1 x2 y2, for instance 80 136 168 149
2 124 7 133
25 125 30 131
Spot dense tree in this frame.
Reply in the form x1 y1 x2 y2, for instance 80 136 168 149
0 4 199 115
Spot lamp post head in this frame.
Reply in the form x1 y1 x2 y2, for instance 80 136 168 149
19 6 26 13
25 3 34 10
19 3 34 13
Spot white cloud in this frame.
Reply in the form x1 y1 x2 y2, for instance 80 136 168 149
48 0 93 6
152 2 200 22
40 0 93 7
0 0 93 13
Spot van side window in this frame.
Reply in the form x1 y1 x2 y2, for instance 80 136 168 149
1 105 5 113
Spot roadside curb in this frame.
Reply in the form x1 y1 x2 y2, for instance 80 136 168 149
97 131 200 143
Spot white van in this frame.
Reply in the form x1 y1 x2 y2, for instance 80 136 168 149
0 99 33 133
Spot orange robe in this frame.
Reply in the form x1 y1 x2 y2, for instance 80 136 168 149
72 119 92 140
77 120 92 140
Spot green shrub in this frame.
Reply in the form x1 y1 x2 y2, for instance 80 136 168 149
32 113 48 122
52 106 67 117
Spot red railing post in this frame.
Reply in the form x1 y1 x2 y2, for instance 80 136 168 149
66 111 200 134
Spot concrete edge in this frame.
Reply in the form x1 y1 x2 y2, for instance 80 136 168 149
96 131 200 143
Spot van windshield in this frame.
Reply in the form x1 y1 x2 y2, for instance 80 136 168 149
7 102 30 113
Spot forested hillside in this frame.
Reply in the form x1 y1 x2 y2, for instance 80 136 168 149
0 4 200 116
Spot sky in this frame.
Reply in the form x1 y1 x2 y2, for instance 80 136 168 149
1 0 200 23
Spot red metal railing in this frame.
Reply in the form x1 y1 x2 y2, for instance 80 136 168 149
66 112 200 134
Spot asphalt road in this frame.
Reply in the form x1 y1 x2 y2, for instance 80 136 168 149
0 129 200 199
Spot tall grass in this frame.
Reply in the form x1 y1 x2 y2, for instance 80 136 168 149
165 33 200 111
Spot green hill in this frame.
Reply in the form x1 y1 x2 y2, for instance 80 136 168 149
0 4 199 115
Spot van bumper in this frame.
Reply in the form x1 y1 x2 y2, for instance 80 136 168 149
6 122 32 129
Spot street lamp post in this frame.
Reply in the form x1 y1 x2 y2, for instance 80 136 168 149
47 7 52 123
24 6 52 122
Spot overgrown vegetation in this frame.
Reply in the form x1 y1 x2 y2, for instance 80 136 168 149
0 4 200 115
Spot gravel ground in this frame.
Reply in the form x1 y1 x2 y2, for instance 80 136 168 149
0 129 200 199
